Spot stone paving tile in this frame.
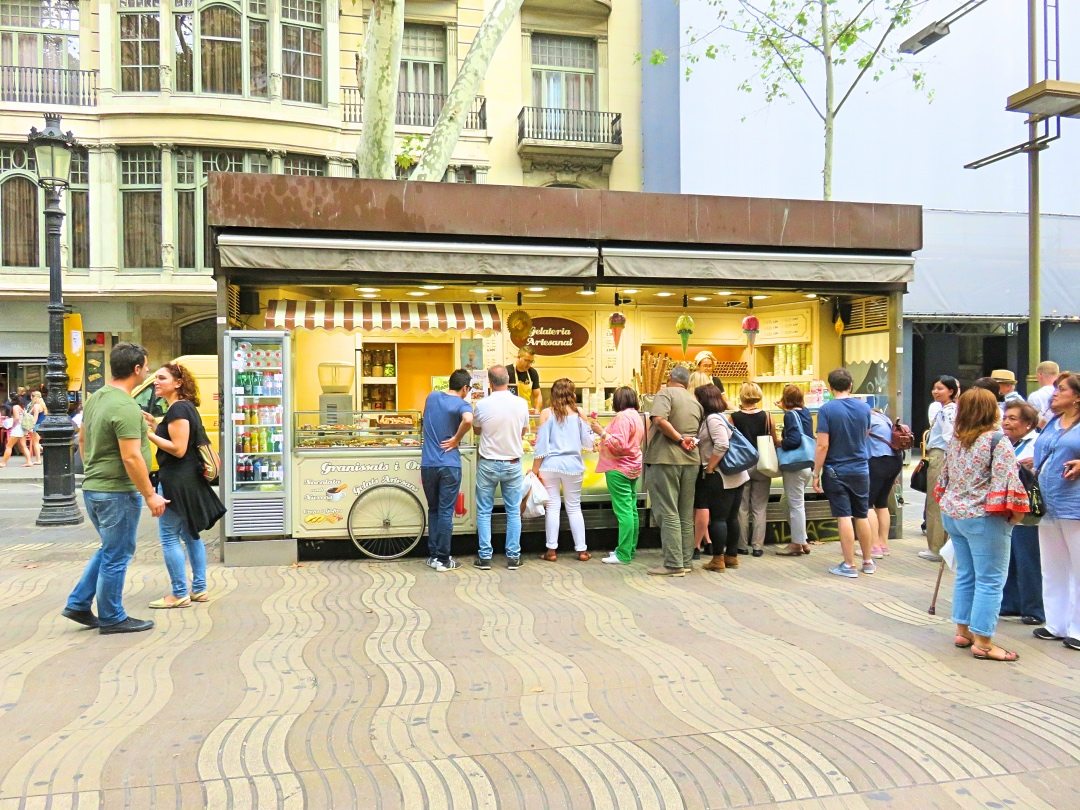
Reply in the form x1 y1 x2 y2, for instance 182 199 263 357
1 481 1079 808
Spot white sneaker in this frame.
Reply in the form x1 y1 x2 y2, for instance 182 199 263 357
918 550 943 562
861 559 877 575
430 559 447 572
601 553 624 565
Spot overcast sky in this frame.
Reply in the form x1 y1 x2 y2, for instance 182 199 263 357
678 0 1080 214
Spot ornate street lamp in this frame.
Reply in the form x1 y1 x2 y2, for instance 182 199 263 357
29 113 82 526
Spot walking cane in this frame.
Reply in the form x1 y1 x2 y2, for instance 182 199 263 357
928 560 946 615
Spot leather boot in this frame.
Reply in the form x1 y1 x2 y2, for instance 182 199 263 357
702 555 726 572
724 555 740 569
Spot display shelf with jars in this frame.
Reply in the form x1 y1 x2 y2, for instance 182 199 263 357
359 344 398 410
752 341 813 382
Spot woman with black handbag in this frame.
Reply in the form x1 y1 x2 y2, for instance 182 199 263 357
695 384 750 572
143 363 226 609
922 375 959 562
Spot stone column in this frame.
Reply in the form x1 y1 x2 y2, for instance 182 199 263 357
89 143 119 272
158 144 175 273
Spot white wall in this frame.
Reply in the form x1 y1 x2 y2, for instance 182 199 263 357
678 0 1080 214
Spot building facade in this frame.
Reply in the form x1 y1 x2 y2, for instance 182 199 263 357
0 0 642 397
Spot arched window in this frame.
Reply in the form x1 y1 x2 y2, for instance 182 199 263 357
199 5 241 94
1 174 38 267
179 316 217 355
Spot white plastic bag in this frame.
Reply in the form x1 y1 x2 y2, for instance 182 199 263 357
940 539 956 571
521 471 547 519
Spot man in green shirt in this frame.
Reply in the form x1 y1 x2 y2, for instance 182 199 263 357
645 366 704 576
63 343 168 634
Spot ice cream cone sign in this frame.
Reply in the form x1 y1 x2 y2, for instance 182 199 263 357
608 312 626 349
675 313 695 357
741 315 760 350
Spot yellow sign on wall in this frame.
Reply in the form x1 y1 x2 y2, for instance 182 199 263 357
64 313 84 391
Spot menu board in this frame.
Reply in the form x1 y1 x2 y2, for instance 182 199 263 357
294 452 477 537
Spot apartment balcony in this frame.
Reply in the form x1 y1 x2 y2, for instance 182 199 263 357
0 66 98 107
341 89 486 130
516 107 623 174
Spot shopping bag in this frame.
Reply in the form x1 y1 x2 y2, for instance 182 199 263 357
718 418 759 475
756 434 780 478
777 433 816 471
939 539 956 571
521 471 547 519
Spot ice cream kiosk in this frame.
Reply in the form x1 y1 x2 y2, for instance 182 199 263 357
210 177 919 565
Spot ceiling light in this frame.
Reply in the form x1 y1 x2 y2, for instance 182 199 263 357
655 291 674 298
752 295 770 300
691 295 710 302
527 286 548 292
621 288 640 295
356 286 380 293
406 291 428 297
804 293 817 299
420 284 443 290
577 289 597 296
716 290 732 296
361 293 379 299
469 287 492 294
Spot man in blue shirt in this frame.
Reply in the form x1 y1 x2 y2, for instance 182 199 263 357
421 369 474 571
813 368 875 579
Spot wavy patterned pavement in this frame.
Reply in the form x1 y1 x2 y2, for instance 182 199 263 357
1 510 1079 808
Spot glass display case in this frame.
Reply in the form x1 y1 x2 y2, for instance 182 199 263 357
294 410 423 450
223 330 291 538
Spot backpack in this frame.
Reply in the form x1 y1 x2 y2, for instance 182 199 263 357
19 408 35 432
871 415 914 453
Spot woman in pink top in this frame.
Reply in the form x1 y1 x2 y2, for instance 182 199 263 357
588 387 644 564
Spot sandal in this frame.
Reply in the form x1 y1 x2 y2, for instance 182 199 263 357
190 591 209 603
577 551 591 562
149 596 191 609
954 634 974 648
774 547 803 557
539 549 557 562
802 545 811 555
972 644 1019 662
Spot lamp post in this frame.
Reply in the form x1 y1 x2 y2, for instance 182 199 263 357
29 113 82 527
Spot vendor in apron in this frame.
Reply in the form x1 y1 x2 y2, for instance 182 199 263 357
506 347 542 413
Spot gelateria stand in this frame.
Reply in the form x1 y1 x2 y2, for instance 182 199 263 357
208 176 920 565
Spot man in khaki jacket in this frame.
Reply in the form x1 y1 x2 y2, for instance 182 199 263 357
644 366 703 576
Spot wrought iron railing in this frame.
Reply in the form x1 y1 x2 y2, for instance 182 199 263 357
517 107 622 145
0 66 98 106
342 89 486 130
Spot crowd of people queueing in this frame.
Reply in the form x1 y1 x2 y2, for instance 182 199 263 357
1 385 49 467
418 361 909 584
922 361 1080 662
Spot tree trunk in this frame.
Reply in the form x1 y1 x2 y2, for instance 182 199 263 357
820 0 834 201
410 0 525 182
355 0 405 179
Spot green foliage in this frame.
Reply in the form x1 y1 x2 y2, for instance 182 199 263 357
684 0 929 113
394 133 427 172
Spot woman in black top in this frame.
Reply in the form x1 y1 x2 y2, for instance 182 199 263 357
731 382 776 556
144 363 225 609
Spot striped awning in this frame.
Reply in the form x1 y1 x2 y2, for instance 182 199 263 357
264 300 502 333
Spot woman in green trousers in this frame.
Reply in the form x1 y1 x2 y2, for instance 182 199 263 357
589 387 645 564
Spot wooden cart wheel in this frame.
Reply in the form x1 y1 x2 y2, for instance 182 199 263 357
347 484 426 560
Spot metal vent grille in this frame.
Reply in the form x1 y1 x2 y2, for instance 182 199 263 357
229 497 286 536
846 297 889 333
227 285 241 326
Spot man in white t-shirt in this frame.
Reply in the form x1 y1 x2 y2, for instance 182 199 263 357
472 365 530 570
1026 360 1060 428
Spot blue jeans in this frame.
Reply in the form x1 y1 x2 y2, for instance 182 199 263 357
421 465 462 564
942 513 1012 637
158 491 207 598
475 459 523 559
1000 523 1044 622
66 490 143 626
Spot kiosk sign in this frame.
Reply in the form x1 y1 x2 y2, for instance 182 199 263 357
516 317 590 356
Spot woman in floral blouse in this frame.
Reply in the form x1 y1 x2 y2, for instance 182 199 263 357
935 387 1030 662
